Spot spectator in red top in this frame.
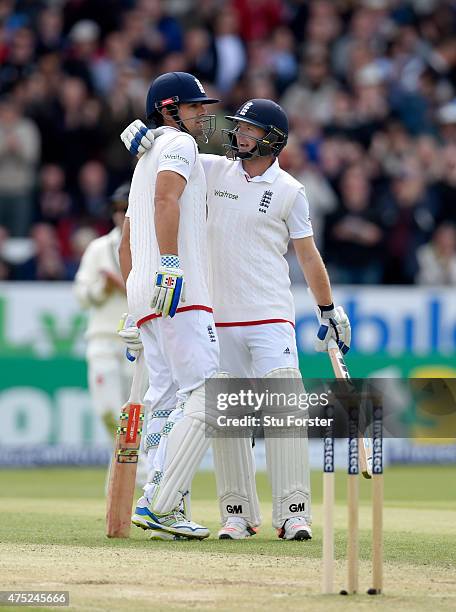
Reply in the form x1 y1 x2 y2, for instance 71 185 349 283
231 0 284 42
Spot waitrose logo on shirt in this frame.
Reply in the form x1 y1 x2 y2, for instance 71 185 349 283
214 189 239 199
163 153 189 165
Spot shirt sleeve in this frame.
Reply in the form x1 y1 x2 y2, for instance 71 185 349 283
157 134 197 182
286 187 314 239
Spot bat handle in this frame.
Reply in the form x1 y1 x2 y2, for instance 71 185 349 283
129 351 146 404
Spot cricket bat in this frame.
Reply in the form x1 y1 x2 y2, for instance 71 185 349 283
106 351 146 538
327 339 373 478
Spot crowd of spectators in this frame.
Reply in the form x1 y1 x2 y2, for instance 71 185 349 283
0 0 455 284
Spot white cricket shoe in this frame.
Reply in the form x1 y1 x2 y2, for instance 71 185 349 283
218 517 257 540
278 517 312 541
132 497 209 540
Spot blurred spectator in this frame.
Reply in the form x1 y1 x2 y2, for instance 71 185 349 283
232 0 284 42
62 0 123 37
212 8 246 93
352 68 389 146
75 160 109 223
280 134 337 248
332 4 390 82
437 99 456 144
304 0 341 56
91 31 136 96
122 0 183 62
434 143 456 226
36 6 64 56
269 26 298 94
0 0 455 283
415 134 441 182
0 27 36 94
185 27 216 83
63 19 100 90
138 0 184 54
14 223 66 281
416 223 456 285
35 164 72 226
281 50 338 125
0 95 40 236
98 67 140 183
54 76 103 186
324 165 385 284
381 159 437 283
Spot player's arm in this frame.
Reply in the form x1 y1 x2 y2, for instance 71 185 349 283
293 236 332 306
154 170 185 255
120 120 221 173
150 170 186 317
294 236 351 354
119 216 132 284
151 133 198 317
288 188 351 353
74 241 109 307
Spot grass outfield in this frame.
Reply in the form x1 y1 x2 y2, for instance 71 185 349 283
0 466 455 611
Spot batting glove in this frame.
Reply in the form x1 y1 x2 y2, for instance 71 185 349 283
118 313 143 361
120 119 161 158
151 255 185 318
315 303 351 354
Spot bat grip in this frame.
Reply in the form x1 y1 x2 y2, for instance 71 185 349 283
129 351 146 404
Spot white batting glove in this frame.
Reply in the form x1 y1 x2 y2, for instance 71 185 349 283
118 313 143 361
314 304 351 354
151 255 185 318
120 119 161 158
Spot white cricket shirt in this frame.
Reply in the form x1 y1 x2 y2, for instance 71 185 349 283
203 156 313 324
126 127 212 324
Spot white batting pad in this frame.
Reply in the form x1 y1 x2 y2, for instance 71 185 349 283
213 436 261 527
264 368 312 528
151 374 229 515
144 406 175 477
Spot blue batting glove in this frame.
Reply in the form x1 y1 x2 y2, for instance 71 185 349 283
315 303 351 354
151 255 185 318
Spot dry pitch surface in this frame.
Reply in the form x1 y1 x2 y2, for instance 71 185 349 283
0 467 455 612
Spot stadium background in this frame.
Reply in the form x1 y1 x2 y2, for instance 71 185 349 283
0 0 455 467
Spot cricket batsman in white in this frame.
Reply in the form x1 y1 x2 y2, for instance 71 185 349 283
73 186 133 432
120 98 351 540
118 71 228 540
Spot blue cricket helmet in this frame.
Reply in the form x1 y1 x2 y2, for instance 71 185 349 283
146 72 219 120
223 99 289 159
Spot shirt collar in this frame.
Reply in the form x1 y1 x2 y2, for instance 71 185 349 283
236 158 281 183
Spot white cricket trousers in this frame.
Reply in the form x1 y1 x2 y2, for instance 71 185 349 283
139 309 220 480
216 322 298 377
